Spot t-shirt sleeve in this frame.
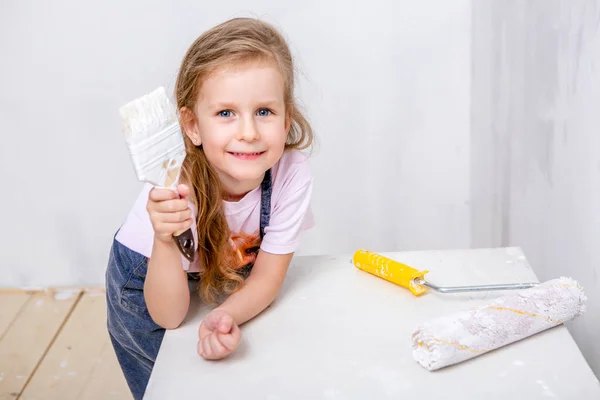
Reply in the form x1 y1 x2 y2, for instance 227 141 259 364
260 176 315 255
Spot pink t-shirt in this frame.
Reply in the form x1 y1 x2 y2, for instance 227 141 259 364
115 149 315 273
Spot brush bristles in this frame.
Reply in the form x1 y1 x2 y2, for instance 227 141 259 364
119 86 186 187
119 87 179 143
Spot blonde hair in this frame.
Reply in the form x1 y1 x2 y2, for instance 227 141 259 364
175 17 313 303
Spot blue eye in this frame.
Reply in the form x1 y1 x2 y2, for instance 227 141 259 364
218 110 232 117
257 108 271 117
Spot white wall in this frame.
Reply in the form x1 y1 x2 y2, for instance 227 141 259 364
471 0 600 377
0 0 472 288
3 0 599 381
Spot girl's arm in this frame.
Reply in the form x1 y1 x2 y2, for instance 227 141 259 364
143 185 194 329
197 250 291 360
216 250 294 325
144 237 191 329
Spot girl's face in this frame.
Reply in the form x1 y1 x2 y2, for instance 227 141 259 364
182 60 289 198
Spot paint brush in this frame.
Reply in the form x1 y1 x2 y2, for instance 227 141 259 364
119 87 196 262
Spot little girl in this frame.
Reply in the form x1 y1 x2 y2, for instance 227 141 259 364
106 17 315 399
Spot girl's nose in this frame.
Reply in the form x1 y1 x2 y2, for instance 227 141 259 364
238 117 259 142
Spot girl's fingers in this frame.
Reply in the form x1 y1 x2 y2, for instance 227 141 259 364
217 314 233 334
153 199 189 213
201 336 212 358
151 209 192 223
218 326 240 351
149 188 179 202
154 220 193 235
177 184 190 199
209 332 228 357
197 338 207 358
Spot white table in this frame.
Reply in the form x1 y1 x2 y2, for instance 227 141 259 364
144 247 600 399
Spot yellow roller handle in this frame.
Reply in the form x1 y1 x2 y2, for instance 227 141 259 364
353 249 429 296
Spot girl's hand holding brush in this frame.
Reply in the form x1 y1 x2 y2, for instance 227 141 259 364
147 184 194 244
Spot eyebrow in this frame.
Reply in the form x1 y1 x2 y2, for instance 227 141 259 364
208 99 283 111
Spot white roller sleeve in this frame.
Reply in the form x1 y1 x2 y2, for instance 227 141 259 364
411 277 587 371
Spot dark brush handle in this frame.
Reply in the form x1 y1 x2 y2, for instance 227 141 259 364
173 228 195 262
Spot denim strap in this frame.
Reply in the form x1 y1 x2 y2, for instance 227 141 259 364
259 169 272 239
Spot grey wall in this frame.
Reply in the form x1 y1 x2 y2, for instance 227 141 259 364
0 0 471 287
472 0 600 377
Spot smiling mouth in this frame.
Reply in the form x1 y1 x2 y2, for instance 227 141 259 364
227 151 266 160
228 151 265 156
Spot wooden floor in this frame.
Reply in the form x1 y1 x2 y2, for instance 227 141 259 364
0 289 132 399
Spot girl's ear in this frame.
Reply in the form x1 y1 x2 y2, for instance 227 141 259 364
180 106 202 146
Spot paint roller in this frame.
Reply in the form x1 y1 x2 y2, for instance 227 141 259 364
352 249 587 371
